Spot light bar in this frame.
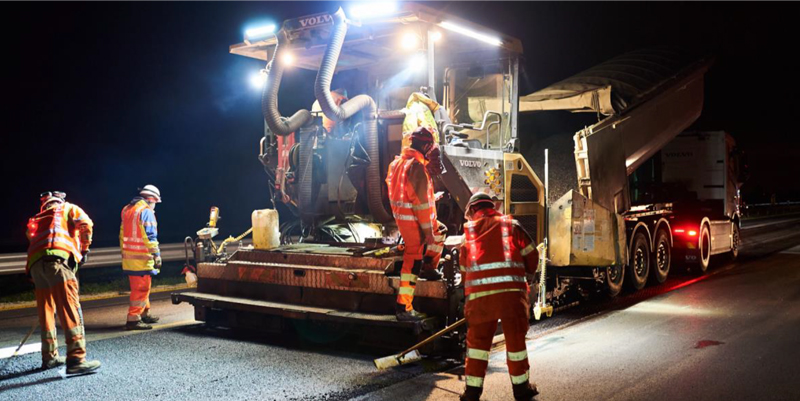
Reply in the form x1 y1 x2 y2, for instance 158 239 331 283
439 21 502 47
245 24 276 41
350 2 398 20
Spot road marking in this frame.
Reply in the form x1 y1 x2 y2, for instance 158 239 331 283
0 343 40 359
780 244 800 254
0 284 193 312
0 319 198 360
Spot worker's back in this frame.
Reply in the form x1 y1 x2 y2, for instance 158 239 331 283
460 208 536 323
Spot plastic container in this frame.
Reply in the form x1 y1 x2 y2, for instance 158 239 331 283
252 209 280 250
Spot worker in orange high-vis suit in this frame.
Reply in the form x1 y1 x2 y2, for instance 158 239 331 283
386 126 444 322
26 191 101 374
458 192 539 401
120 185 162 330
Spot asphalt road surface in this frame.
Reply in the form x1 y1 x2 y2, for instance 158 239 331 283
1 217 799 401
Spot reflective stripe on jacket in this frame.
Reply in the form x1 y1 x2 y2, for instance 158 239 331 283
459 208 538 302
386 148 436 231
26 202 93 272
119 199 160 275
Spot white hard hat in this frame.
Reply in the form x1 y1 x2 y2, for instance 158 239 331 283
139 184 162 203
39 191 66 212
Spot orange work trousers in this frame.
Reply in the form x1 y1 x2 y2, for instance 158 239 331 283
127 275 152 322
396 221 444 311
464 316 530 389
30 256 87 364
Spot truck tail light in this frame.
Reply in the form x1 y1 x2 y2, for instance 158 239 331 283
674 228 698 237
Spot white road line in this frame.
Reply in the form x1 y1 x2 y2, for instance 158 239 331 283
0 319 198 360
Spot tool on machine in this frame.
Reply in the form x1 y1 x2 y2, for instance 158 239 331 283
0 321 38 372
532 241 553 320
182 207 255 286
533 148 553 320
374 318 466 370
362 243 405 257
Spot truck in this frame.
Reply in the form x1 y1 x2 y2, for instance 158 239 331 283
172 3 744 352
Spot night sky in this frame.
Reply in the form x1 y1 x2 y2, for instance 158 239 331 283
3 1 799 253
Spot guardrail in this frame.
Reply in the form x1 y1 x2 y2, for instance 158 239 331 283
0 240 252 276
742 201 800 219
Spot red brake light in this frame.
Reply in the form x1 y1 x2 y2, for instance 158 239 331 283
674 229 685 234
27 220 37 233
688 230 698 236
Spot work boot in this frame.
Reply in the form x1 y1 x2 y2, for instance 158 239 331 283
395 303 428 321
512 382 539 401
125 320 152 330
460 385 483 401
419 268 443 281
41 355 66 370
141 313 160 324
66 359 101 375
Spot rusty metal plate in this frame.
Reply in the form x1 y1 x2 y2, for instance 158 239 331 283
197 262 448 299
233 249 394 271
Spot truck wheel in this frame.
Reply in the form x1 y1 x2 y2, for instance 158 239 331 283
729 223 740 260
697 224 711 274
626 231 650 291
650 229 671 284
606 264 624 297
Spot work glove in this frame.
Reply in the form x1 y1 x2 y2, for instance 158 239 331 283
80 250 90 266
154 255 163 269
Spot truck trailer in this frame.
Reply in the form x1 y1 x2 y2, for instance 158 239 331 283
172 3 743 352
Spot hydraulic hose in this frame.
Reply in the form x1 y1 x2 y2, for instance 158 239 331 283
262 30 312 136
314 8 393 223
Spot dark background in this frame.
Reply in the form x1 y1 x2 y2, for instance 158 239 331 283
2 1 798 252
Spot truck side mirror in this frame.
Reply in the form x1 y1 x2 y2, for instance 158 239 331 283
732 147 750 183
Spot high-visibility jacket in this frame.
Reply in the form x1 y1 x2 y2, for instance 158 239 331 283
386 147 437 233
401 92 441 148
26 202 93 272
459 208 538 323
120 198 160 275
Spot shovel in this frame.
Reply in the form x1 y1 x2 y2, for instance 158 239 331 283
374 318 465 370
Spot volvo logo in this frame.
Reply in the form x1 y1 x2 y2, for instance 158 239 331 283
291 14 333 29
460 160 482 168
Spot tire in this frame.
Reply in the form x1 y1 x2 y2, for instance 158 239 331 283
729 223 740 260
650 229 671 284
606 264 624 297
696 224 711 274
626 231 650 291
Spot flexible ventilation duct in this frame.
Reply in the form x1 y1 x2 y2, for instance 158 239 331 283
262 31 312 136
314 8 393 223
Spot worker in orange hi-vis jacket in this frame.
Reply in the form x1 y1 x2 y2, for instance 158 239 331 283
25 191 101 375
120 184 163 330
386 126 445 322
458 192 540 401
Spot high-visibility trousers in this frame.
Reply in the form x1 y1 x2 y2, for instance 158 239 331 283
30 256 87 364
127 275 152 322
396 221 444 311
464 316 531 389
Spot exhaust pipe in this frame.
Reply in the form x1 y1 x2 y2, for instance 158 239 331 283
262 30 312 136
314 8 393 223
